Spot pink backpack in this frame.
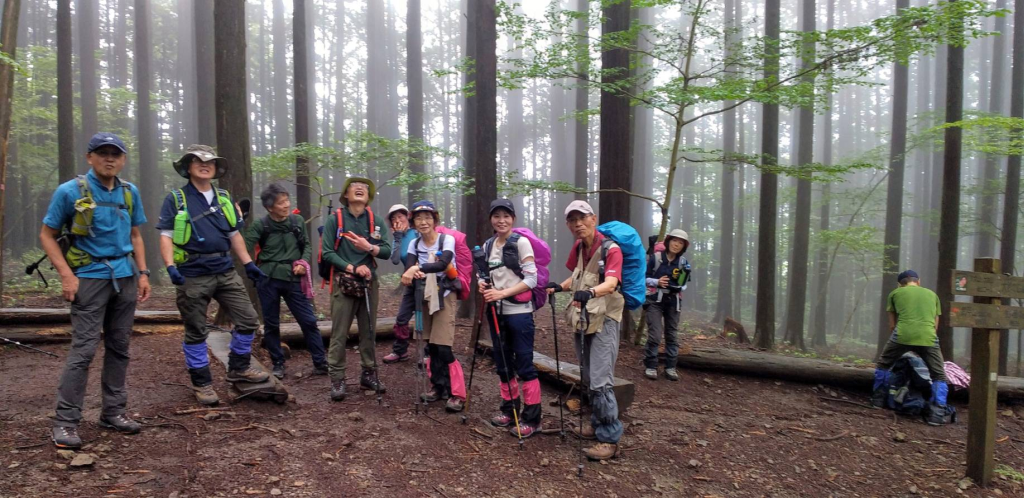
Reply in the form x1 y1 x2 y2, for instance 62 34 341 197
437 226 472 300
483 227 552 310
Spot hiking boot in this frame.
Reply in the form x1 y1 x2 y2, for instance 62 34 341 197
510 422 539 439
445 397 465 413
420 388 448 403
574 424 596 440
360 369 386 393
664 368 679 382
271 363 286 380
490 412 513 428
330 379 347 402
870 389 887 409
926 405 951 426
382 352 411 364
193 384 220 406
312 363 329 376
98 414 141 435
644 368 658 380
51 426 82 449
226 366 270 383
585 442 619 461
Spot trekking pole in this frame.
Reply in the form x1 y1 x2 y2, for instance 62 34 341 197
0 336 59 357
363 277 382 406
576 308 589 478
25 252 52 289
488 301 524 450
413 280 428 415
549 295 566 441
461 295 489 425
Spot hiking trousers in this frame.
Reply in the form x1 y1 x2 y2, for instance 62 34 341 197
327 277 379 381
487 308 542 425
257 278 326 367
876 329 947 382
390 284 415 356
54 276 137 428
574 317 624 444
643 299 681 369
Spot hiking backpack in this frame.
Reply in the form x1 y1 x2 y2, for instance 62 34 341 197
62 175 136 268
646 251 691 296
885 352 957 423
595 221 647 311
483 227 551 310
255 214 305 264
317 206 375 285
410 228 472 300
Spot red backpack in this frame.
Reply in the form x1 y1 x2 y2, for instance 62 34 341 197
437 226 472 300
317 207 375 290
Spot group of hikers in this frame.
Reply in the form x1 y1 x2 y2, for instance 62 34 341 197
34 132 953 466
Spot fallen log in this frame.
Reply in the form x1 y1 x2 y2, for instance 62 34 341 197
0 308 180 325
279 318 396 346
677 346 1024 401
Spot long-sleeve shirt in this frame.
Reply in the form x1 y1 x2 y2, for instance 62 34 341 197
243 214 312 282
320 205 392 275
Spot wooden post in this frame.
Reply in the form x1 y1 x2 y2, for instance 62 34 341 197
966 257 1000 485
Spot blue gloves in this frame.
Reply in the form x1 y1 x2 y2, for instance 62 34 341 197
244 262 267 282
166 265 185 286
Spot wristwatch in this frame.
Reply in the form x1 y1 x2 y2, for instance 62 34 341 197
139 269 151 277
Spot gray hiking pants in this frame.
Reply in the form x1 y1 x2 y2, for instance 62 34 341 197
643 300 681 369
574 317 624 444
54 276 138 427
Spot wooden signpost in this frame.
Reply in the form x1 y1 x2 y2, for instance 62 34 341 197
949 258 1024 486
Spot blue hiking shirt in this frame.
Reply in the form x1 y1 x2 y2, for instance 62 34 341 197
155 183 243 278
42 169 147 279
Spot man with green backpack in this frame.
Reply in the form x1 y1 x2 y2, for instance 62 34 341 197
40 132 151 449
155 144 269 407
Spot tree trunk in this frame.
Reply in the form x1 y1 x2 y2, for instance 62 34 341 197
1000 0 1023 366
714 0 736 323
876 0 911 357
935 0 964 362
598 0 632 222
271 0 289 150
293 0 311 219
177 0 196 147
332 0 346 147
77 0 97 150
56 0 75 182
978 0 1007 264
133 0 162 281
0 0 21 301
195 0 216 146
214 0 253 222
924 38 949 291
755 0 781 350
810 0 835 349
407 0 424 204
573 0 589 201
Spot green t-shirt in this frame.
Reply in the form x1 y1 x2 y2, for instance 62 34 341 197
886 285 941 347
243 215 312 282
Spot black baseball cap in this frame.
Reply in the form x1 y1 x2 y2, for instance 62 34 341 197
87 132 128 154
489 199 516 218
897 270 919 282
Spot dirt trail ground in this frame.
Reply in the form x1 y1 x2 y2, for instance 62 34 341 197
3 290 1024 497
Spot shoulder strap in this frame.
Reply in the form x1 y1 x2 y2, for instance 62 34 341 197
258 215 272 248
172 189 187 210
332 208 344 249
75 175 90 200
367 207 374 233
290 214 306 254
120 182 134 217
503 233 523 276
653 251 664 273
483 236 495 261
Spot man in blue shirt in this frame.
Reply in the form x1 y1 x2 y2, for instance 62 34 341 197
39 132 151 449
155 144 268 407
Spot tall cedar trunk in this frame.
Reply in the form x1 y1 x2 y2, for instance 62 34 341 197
714 0 736 323
598 0 631 222
366 0 387 190
77 0 97 150
733 0 747 322
56 0 75 182
1001 0 1023 361
876 0 911 356
925 40 948 291
811 0 835 347
755 0 780 350
134 0 162 280
293 0 311 220
333 0 346 146
912 54 932 265
978 0 1007 262
195 0 216 145
407 0 424 204
177 0 196 147
506 36 524 216
458 0 497 319
0 0 21 301
214 0 253 231
935 0 964 361
573 0 588 200
783 0 815 349
630 5 653 238
272 0 288 150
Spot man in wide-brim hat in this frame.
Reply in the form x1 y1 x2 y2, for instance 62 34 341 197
172 144 227 179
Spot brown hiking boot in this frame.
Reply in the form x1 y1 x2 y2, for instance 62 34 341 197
445 397 465 413
584 442 619 461
574 424 596 440
226 366 270 383
193 385 220 406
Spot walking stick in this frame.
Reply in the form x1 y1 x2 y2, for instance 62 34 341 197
576 307 590 478
0 336 59 357
489 300 524 450
363 277 382 406
413 280 428 415
549 295 565 440
461 294 488 425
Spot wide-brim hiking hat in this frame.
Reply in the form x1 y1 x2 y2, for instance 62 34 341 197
340 177 376 206
410 200 440 223
387 204 409 221
173 144 226 179
489 199 516 218
665 229 691 253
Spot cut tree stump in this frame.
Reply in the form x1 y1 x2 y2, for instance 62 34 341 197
0 308 180 325
206 330 288 404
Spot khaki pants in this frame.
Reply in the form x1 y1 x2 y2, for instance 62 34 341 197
327 277 379 381
418 293 457 347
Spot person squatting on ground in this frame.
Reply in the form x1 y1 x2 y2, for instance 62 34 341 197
643 229 691 382
41 133 151 448
321 177 391 402
547 200 625 461
402 200 466 412
243 183 326 380
480 199 542 437
871 270 950 426
156 144 269 407
383 204 418 364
